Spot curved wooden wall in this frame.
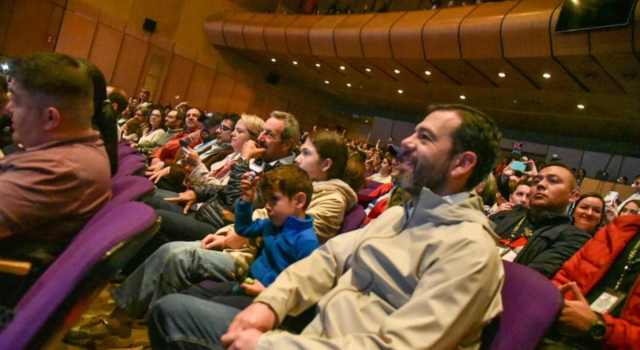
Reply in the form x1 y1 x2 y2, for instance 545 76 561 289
202 0 640 141
205 0 640 95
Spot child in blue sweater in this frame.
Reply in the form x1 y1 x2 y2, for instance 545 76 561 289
179 164 319 304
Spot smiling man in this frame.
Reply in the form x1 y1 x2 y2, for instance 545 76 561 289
492 163 591 277
147 104 505 350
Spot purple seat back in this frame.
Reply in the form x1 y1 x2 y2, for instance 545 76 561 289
487 261 562 350
0 202 157 350
339 205 366 233
114 157 145 178
111 176 154 204
118 144 136 157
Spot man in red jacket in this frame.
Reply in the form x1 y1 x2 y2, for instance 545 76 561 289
547 214 640 349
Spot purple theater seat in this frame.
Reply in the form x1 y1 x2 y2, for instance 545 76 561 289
339 205 366 233
121 153 146 164
114 157 145 178
0 202 157 350
111 175 154 204
118 144 136 158
485 261 563 350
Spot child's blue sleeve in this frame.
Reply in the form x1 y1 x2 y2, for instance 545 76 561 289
234 200 268 238
294 230 320 261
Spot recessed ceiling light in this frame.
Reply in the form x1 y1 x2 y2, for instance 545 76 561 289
459 95 467 100
498 72 506 78
324 80 330 85
577 104 585 110
365 67 372 73
393 68 401 74
424 70 432 76
346 83 352 87
397 89 404 94
270 58 277 63
339 65 346 71
292 60 298 65
542 72 551 79
315 63 321 68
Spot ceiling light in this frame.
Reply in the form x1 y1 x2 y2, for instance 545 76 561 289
270 58 277 63
577 104 585 110
339 65 346 71
346 83 352 87
424 70 432 76
292 60 298 65
365 67 372 73
0 63 8 72
397 89 404 94
498 72 506 78
324 80 330 85
459 95 467 100
315 63 321 68
393 68 401 74
542 72 551 79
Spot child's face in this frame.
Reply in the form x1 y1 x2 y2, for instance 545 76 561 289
264 190 300 227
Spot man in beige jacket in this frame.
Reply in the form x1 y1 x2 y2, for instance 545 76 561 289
148 104 505 350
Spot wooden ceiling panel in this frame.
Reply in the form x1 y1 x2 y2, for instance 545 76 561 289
550 8 624 94
309 15 347 57
243 13 274 51
389 11 436 60
361 12 405 59
285 15 324 55
264 14 299 53
222 12 255 49
590 5 640 95
334 13 376 58
204 19 226 46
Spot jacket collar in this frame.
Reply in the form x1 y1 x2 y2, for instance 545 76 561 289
403 188 493 235
277 214 313 234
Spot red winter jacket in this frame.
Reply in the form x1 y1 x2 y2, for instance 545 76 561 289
552 215 640 350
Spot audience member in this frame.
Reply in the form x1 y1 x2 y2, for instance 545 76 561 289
571 193 605 235
186 114 264 189
492 179 531 214
492 163 591 277
147 107 203 169
148 104 505 350
121 104 150 143
618 199 640 217
0 53 111 306
135 107 167 153
66 165 318 346
547 214 640 349
366 155 393 184
86 62 119 175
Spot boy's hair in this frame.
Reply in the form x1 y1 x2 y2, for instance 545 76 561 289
259 165 313 209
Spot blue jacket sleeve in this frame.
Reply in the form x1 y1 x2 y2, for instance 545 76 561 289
234 200 269 238
294 230 320 261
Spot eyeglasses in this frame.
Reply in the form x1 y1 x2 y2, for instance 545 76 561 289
220 125 233 132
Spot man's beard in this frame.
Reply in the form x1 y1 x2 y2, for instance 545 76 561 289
397 156 450 196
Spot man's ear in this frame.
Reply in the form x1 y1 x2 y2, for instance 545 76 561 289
450 151 477 179
320 158 333 173
569 189 580 204
42 107 62 131
292 192 307 210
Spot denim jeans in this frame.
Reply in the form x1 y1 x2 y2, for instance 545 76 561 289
113 241 236 318
148 294 240 350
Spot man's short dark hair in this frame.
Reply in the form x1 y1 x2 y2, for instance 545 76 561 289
426 104 502 191
9 53 93 122
108 90 128 114
259 165 313 209
540 162 578 190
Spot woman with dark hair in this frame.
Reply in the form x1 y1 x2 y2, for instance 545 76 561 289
571 193 606 235
121 104 151 143
135 107 167 153
85 62 118 175
618 199 640 217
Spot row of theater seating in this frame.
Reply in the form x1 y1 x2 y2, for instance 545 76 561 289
0 143 158 349
1 144 565 349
